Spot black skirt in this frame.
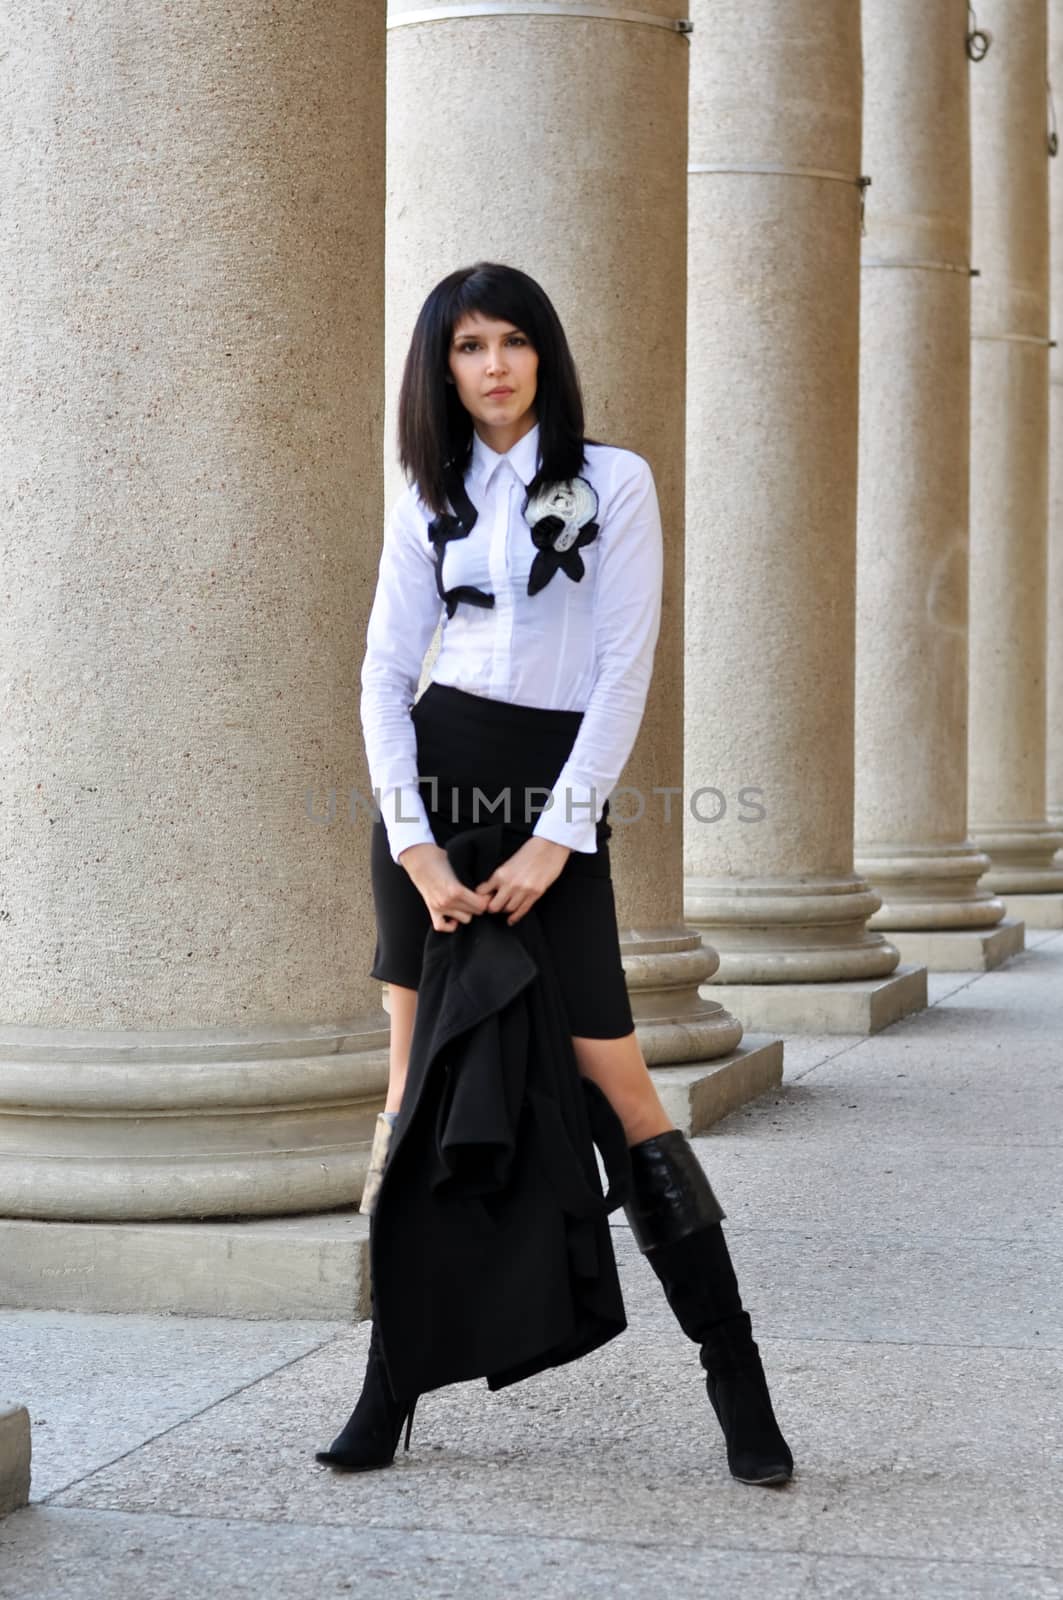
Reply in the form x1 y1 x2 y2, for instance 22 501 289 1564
369 682 635 1039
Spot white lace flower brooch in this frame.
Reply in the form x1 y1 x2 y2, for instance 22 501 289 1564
523 476 600 596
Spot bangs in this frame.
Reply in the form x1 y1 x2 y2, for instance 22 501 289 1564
442 270 544 349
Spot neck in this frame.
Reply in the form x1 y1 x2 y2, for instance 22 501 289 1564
474 411 538 457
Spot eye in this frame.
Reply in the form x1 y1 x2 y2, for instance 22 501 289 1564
507 335 527 346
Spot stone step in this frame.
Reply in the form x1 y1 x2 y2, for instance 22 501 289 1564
0 1038 783 1321
648 1035 783 1133
887 919 1025 973
0 1404 30 1517
0 1211 370 1322
702 963 928 1035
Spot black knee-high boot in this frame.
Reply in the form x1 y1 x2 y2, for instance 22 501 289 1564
315 1202 419 1472
625 1129 793 1486
314 1315 418 1471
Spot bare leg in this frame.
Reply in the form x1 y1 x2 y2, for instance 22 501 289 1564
384 983 418 1113
571 1029 674 1146
386 998 668 1138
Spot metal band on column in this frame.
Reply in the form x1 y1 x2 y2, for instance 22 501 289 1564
862 258 977 276
389 2 691 30
972 332 1057 345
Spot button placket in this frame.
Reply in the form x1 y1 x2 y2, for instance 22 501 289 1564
487 467 516 697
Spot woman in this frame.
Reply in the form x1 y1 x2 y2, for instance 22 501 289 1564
316 261 793 1487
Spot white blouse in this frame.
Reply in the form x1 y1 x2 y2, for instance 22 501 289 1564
360 420 664 862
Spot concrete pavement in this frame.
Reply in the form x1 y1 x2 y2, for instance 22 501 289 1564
1 933 1061 1599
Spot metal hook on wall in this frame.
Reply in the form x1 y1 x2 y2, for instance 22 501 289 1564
966 3 991 62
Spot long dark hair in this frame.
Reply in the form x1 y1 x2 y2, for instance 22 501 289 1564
397 262 588 516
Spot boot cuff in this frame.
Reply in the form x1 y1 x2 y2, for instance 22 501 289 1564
623 1129 726 1251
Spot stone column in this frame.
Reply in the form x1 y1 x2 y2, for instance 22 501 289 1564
0 2 388 1308
968 0 1063 922
385 0 780 1110
0 1406 30 1517
1049 3 1063 847
686 0 925 1033
853 0 1015 975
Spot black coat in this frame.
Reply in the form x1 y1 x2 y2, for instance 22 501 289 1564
371 821 631 1400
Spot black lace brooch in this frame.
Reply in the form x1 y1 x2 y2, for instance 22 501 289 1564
522 476 600 596
425 464 600 612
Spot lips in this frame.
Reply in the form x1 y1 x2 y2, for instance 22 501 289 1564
486 388 513 397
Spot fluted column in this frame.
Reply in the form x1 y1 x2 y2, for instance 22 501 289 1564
853 0 1012 972
385 0 746 1067
684 0 922 1030
968 0 1063 916
0 3 389 1225
1049 3 1063 846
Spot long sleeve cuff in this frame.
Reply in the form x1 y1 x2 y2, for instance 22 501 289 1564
377 783 438 864
530 777 603 854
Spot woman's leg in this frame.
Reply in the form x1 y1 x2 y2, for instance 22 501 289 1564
318 986 420 1470
571 1030 674 1145
384 983 418 1113
574 1029 793 1485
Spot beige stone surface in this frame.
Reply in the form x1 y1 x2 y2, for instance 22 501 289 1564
386 0 741 1062
0 1022 388 1220
1001 892 1063 931
0 4 390 1219
683 0 897 984
887 919 1025 973
0 1404 30 1517
967 0 1063 892
854 0 1003 935
648 1037 783 1133
1050 0 1063 840
622 926 742 1062
701 965 928 1036
0 1209 370 1319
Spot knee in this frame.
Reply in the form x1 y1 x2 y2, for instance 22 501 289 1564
571 1032 674 1146
617 1098 675 1147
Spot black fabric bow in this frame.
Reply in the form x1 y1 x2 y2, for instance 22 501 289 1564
425 462 600 611
526 513 600 597
426 467 495 619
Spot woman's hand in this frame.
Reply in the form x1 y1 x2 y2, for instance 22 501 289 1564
475 836 572 926
398 842 492 933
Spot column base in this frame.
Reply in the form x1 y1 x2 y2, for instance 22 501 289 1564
887 920 1025 972
0 1208 370 1320
856 841 1005 932
0 1406 31 1516
700 963 927 1034
685 873 900 983
1000 893 1063 930
648 1034 782 1134
970 822 1063 893
0 1019 390 1222
0 1048 788 1319
620 925 745 1062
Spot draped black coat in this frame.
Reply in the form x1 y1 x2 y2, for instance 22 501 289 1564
370 821 631 1400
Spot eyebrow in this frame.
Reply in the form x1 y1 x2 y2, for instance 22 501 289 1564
451 327 523 345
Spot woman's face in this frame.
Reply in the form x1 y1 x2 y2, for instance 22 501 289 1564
447 311 539 438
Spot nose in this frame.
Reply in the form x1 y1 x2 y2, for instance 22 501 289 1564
485 345 509 376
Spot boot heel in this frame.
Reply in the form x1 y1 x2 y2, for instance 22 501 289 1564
315 1323 416 1473
403 1395 418 1452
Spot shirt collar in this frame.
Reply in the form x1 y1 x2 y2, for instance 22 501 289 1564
469 421 541 491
